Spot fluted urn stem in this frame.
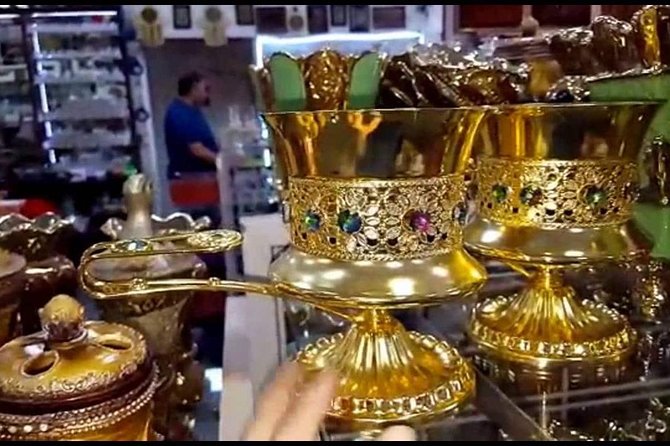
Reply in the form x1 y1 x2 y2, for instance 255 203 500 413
470 267 636 365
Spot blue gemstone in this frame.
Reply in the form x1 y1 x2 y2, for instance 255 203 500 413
304 211 321 232
337 210 362 234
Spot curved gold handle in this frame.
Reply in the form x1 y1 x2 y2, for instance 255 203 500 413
79 230 353 321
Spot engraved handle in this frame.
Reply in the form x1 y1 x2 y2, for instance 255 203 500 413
78 230 353 320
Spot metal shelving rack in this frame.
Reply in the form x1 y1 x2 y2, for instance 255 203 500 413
20 5 138 170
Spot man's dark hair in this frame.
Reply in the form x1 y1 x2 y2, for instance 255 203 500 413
178 71 204 96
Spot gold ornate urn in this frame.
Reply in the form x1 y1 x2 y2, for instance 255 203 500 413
95 174 209 438
465 102 659 366
80 106 488 429
0 213 77 336
0 295 158 441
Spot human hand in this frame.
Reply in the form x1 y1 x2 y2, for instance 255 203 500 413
243 362 416 441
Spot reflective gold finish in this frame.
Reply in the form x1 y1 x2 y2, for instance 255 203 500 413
0 213 77 335
297 311 474 426
289 176 465 261
632 5 670 70
0 295 157 440
97 174 209 438
466 102 659 366
471 268 635 365
80 108 488 428
477 159 637 229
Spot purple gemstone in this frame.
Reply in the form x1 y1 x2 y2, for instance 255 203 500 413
410 211 431 232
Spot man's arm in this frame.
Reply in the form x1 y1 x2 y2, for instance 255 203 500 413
189 142 218 164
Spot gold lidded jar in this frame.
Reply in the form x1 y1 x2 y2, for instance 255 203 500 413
0 295 157 440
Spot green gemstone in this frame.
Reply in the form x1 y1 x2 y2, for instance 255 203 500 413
585 186 607 208
492 184 508 203
519 186 543 206
337 210 362 234
304 211 321 232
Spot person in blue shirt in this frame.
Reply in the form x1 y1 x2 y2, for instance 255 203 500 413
164 71 219 179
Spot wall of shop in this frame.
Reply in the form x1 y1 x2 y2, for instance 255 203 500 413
123 5 444 42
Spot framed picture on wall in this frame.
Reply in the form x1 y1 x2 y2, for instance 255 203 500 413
172 5 192 30
235 4 255 26
256 7 288 34
330 5 347 27
308 5 328 34
372 6 406 29
532 5 591 27
349 5 370 32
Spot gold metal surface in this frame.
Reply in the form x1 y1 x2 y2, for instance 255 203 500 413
470 269 635 365
289 175 465 261
0 295 156 440
477 159 637 229
263 108 484 183
81 107 489 427
99 173 211 433
632 5 670 70
466 102 658 366
297 310 474 427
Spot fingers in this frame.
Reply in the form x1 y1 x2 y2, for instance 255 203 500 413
272 368 339 441
377 425 417 441
243 361 304 441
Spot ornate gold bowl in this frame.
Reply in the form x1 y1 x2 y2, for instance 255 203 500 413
465 102 659 366
80 108 487 429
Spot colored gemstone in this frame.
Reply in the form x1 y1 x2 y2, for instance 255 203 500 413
409 211 432 232
337 210 362 234
519 186 543 206
304 211 321 232
492 184 508 203
584 186 607 208
452 202 467 226
123 239 148 252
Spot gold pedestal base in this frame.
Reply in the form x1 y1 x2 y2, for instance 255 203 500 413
470 269 636 366
296 310 475 429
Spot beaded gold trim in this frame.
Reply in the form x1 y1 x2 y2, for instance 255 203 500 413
288 176 467 261
296 332 474 421
0 368 157 440
470 296 636 362
476 158 638 229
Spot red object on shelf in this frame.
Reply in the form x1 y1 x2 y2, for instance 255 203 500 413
169 176 219 207
19 198 59 218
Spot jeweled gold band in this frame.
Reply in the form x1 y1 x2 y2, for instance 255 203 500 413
289 176 466 261
476 158 638 228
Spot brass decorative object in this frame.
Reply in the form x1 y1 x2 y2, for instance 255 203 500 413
96 174 209 438
80 108 488 429
465 102 658 366
0 295 158 440
0 250 25 345
628 138 670 322
0 213 77 336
